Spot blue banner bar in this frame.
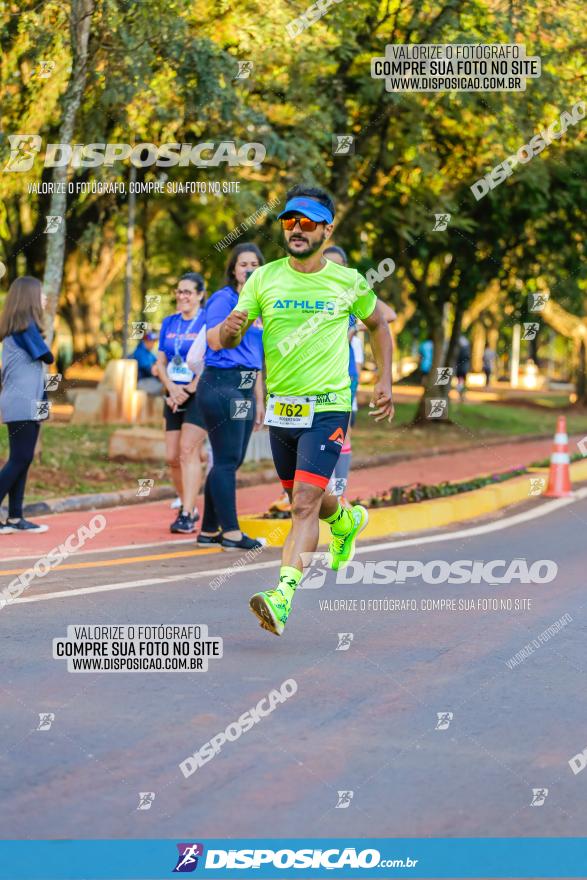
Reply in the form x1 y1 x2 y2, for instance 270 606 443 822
0 838 586 879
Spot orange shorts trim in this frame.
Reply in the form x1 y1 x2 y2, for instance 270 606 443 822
295 469 330 489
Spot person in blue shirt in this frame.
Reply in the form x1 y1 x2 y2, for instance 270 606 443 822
193 243 265 551
156 272 207 534
0 276 54 534
131 331 163 395
418 338 433 383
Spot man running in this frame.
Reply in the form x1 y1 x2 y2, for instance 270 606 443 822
208 185 394 636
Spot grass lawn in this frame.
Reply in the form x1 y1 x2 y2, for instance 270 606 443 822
349 401 587 459
3 400 587 502
1 425 170 503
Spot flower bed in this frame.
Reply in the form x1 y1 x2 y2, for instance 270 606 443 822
351 468 528 509
263 466 530 518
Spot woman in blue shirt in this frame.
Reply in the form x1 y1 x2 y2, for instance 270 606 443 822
156 272 207 534
193 243 265 551
0 276 54 534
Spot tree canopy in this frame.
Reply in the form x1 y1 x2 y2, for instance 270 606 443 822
1 0 585 383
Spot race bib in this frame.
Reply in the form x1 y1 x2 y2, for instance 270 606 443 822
264 395 315 428
167 359 194 383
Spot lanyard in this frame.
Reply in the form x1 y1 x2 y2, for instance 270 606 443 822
173 311 199 359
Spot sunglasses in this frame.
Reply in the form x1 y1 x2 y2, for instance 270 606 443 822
281 216 323 232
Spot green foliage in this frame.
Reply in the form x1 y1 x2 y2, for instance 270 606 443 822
0 0 586 364
355 468 529 509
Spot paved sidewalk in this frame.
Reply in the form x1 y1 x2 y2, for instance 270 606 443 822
0 434 567 563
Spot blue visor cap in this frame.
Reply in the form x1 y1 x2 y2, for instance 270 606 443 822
277 197 334 224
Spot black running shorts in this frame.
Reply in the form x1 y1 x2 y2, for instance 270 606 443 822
268 411 350 490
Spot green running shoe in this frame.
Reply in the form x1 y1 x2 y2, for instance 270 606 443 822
249 587 292 636
329 504 369 571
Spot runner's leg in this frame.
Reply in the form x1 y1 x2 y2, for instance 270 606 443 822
331 428 351 499
249 414 353 635
274 413 351 568
247 426 299 634
282 481 325 569
295 413 365 572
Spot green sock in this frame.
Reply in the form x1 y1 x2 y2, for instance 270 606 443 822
278 565 302 599
324 503 354 536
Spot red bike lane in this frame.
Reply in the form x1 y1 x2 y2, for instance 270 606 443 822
0 434 568 564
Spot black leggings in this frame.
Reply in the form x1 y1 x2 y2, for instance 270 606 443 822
196 367 256 533
0 421 40 519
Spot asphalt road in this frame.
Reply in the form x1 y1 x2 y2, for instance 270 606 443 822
1 494 586 842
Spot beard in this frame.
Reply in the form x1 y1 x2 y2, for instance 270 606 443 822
284 229 326 259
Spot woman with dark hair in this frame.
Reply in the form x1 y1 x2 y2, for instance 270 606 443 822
0 276 54 533
157 272 207 534
193 243 265 551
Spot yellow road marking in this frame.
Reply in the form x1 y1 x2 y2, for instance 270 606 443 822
0 547 221 577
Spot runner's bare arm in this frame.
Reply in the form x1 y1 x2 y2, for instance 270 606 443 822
378 300 397 324
254 370 265 432
362 302 394 422
354 299 396 332
207 310 253 350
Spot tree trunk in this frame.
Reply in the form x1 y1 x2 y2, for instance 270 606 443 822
122 165 137 357
413 321 451 424
471 322 486 373
413 294 467 425
140 196 150 313
43 0 96 345
62 226 125 362
445 302 463 375
529 334 540 367
577 338 586 405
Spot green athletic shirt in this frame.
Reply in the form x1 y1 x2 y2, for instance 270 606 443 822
234 257 377 412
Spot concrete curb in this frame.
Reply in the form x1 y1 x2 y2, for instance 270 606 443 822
239 459 587 547
18 431 563 517
20 486 177 517
18 470 279 517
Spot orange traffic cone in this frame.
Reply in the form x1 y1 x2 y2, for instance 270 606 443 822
544 415 572 497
